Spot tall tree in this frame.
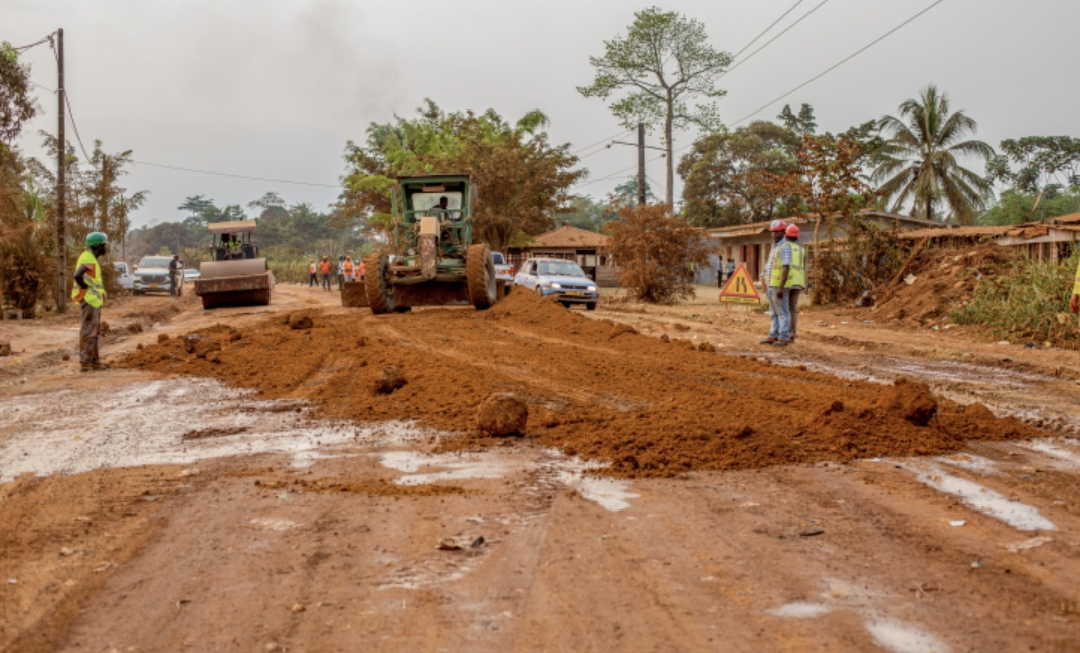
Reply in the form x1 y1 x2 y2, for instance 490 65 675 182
578 7 732 207
987 136 1080 217
0 42 37 144
872 85 994 224
178 195 215 223
678 121 800 227
82 140 148 249
777 104 817 136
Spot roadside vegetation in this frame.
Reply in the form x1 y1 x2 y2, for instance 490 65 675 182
952 250 1080 348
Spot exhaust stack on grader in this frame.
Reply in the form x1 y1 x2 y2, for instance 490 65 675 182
346 175 499 313
193 220 275 309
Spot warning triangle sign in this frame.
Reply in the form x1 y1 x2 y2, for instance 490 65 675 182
719 263 761 304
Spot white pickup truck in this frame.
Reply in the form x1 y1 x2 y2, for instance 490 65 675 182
492 252 514 297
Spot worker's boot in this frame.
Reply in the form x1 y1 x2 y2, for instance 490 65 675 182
92 361 111 371
760 337 777 345
80 363 93 373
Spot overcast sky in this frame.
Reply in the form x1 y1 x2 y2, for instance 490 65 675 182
7 0 1079 228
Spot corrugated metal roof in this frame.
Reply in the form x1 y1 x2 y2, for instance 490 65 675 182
530 225 609 249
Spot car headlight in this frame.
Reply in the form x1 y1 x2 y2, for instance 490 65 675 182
549 282 562 289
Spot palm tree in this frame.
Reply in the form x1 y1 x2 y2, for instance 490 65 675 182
872 85 994 224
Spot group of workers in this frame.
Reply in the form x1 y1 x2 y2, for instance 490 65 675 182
308 255 365 291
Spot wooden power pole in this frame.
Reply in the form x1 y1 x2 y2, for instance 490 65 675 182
56 27 67 313
637 123 646 207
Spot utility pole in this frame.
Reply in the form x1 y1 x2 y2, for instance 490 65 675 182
637 123 646 207
56 27 67 313
611 124 664 207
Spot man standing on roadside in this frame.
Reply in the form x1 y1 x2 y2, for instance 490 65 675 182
337 255 346 290
168 255 181 297
760 220 786 345
772 225 806 346
725 258 735 286
717 257 724 287
72 232 110 372
319 256 332 291
308 258 317 287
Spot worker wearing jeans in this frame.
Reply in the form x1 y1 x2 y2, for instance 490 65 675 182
760 220 787 345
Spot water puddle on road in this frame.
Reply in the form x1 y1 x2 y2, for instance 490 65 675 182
864 619 949 653
378 450 639 512
1015 439 1080 469
766 602 831 619
934 453 999 475
901 463 1055 532
0 378 430 482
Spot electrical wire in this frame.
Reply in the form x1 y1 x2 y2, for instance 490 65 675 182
129 160 340 188
722 0 833 77
725 0 947 128
62 92 93 162
730 0 807 60
11 34 54 52
571 128 635 156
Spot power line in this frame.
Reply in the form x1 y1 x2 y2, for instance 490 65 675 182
11 33 54 52
725 0 947 129
571 128 635 156
63 92 92 162
29 80 55 93
730 0 807 59
130 160 340 188
723 0 833 77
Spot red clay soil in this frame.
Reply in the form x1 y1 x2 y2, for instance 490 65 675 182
869 245 1020 326
119 289 1044 478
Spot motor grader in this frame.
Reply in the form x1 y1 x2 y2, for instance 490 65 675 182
346 175 498 314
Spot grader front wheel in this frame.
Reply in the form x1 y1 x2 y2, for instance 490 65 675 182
466 244 497 310
365 253 395 315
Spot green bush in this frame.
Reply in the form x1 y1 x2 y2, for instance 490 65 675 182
951 251 1080 348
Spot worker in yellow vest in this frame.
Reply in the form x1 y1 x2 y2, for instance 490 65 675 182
769 225 806 348
71 232 109 372
1070 256 1080 314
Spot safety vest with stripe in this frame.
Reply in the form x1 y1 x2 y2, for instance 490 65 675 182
344 261 354 275
71 250 106 308
319 261 330 274
769 241 806 289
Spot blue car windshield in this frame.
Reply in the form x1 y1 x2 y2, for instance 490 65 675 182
538 261 585 277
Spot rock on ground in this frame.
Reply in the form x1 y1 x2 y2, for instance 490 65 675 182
375 366 407 394
879 377 938 426
477 393 528 436
0 340 10 357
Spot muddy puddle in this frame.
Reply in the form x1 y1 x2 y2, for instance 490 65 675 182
0 377 431 482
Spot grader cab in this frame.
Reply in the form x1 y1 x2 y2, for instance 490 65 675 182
358 175 497 314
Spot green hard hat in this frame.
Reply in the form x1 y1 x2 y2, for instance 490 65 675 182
85 232 108 247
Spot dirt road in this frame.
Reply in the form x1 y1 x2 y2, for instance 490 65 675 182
2 284 1078 653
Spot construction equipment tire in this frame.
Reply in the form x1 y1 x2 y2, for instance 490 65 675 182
365 253 394 315
466 244 497 310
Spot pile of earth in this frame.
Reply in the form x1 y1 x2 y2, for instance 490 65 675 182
119 288 1044 478
868 245 1020 326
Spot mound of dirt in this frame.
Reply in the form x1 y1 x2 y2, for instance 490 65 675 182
119 288 1045 478
477 393 528 435
870 245 1019 326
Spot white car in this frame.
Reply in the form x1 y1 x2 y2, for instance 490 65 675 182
491 251 514 295
514 257 599 310
133 256 182 295
183 268 201 281
113 262 134 290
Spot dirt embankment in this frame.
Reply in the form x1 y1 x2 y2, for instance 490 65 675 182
119 289 1044 477
869 245 1019 326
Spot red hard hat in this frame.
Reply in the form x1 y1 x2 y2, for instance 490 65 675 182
785 225 800 237
769 219 787 232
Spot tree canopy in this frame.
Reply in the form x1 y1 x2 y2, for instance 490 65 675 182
678 121 800 227
337 100 583 252
872 85 994 224
578 7 731 207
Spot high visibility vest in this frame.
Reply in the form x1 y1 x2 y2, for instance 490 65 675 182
71 250 106 308
319 261 330 274
769 241 806 289
359 262 366 278
344 261 354 274
1074 257 1080 295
